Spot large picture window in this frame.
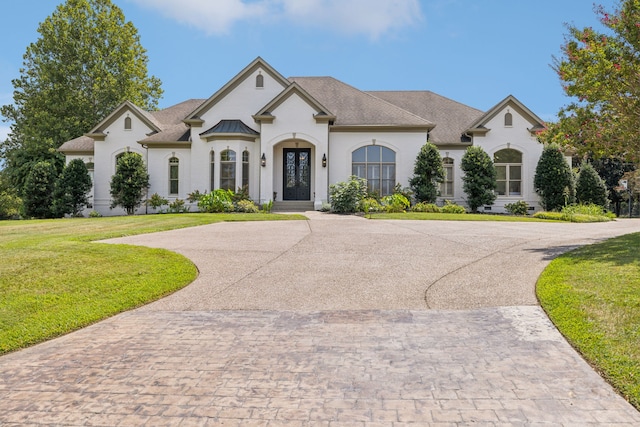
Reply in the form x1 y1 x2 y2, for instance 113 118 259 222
494 148 522 196
169 157 179 195
220 149 236 191
352 145 396 196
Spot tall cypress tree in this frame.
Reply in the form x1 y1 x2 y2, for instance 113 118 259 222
409 142 445 203
534 144 575 211
460 146 497 212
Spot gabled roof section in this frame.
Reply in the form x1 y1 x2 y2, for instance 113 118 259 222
465 95 546 135
185 57 290 124
200 119 259 142
369 91 483 144
58 135 94 154
290 77 434 130
86 100 162 138
253 82 336 124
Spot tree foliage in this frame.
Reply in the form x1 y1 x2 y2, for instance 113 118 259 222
534 144 575 211
52 159 93 217
591 156 635 215
110 152 149 215
23 161 58 218
460 146 496 212
547 0 640 161
0 0 162 193
409 142 445 203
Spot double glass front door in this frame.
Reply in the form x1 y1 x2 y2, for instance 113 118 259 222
283 148 311 200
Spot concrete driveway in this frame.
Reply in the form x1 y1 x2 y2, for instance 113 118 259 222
1 213 639 426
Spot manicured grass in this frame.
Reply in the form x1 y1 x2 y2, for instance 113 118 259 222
537 232 640 410
0 213 305 354
369 212 559 222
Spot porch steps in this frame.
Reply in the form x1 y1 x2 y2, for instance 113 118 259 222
271 201 315 212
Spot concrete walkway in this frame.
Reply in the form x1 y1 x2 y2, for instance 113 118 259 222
1 213 639 426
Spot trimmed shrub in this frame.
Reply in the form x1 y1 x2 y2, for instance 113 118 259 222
409 143 444 203
441 200 466 214
505 200 529 216
460 146 497 212
329 176 368 213
168 199 188 213
110 152 149 215
534 143 575 211
236 199 259 213
576 163 608 208
23 160 57 218
147 192 169 211
198 189 234 213
382 193 410 213
411 202 441 213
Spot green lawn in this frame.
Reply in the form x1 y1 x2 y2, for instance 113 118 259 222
0 213 305 354
537 232 640 410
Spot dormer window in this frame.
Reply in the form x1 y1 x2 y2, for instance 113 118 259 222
124 116 132 130
256 72 264 88
504 112 513 127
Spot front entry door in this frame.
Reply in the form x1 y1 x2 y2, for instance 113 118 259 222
283 148 311 200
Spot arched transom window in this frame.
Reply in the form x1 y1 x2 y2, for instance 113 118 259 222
352 145 396 196
494 148 522 196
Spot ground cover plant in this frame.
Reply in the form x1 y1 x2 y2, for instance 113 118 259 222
537 231 640 410
0 213 304 354
371 212 558 222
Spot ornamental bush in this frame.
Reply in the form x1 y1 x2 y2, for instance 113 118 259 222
198 189 234 213
329 176 368 213
382 193 410 213
460 146 496 212
505 200 529 216
576 162 608 208
411 202 441 213
441 200 466 214
409 142 444 203
534 143 575 211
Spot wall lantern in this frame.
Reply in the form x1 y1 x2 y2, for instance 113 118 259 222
322 153 327 168
261 153 266 167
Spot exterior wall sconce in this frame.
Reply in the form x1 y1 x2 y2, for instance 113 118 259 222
322 153 327 168
261 153 266 167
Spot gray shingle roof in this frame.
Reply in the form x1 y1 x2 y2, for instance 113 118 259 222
368 91 483 144
58 135 94 154
289 77 433 128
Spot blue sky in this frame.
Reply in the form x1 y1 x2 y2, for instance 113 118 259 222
0 0 614 143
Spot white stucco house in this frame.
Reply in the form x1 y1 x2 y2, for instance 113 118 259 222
58 57 546 216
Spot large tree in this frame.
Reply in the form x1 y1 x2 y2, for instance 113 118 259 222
52 159 93 217
549 0 640 162
22 161 58 218
0 0 162 194
409 142 445 203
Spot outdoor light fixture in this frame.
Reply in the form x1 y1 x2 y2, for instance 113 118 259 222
322 153 327 168
261 153 266 167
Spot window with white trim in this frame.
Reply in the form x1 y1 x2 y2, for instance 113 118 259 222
220 149 236 191
440 157 454 197
210 151 215 191
242 150 249 191
494 149 522 196
352 145 396 196
169 157 179 195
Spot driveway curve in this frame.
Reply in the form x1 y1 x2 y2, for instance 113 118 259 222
1 213 639 426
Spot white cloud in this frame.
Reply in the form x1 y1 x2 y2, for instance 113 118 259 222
130 0 422 39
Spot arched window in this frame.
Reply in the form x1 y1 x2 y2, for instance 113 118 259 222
504 112 513 127
169 157 179 195
242 150 250 191
210 151 215 191
494 148 522 196
440 157 454 197
124 116 132 130
256 73 264 88
352 145 396 196
220 149 236 191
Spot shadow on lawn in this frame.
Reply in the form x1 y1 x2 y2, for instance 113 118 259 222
526 232 640 265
